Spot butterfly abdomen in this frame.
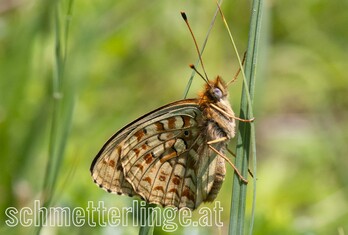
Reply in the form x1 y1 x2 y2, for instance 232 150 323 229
204 155 226 202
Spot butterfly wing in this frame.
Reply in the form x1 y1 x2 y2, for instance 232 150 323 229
90 99 226 210
90 100 197 196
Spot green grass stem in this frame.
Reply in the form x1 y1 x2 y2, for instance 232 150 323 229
229 0 263 234
37 0 75 233
138 203 157 235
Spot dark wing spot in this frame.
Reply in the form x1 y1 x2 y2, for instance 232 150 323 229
134 129 146 141
135 163 144 173
155 122 165 131
182 187 195 202
167 117 177 129
133 148 140 157
153 186 165 193
108 160 116 168
168 188 180 197
182 116 192 128
159 175 166 181
172 177 181 185
144 153 153 164
143 177 152 185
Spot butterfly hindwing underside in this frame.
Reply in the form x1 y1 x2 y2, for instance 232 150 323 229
91 77 235 210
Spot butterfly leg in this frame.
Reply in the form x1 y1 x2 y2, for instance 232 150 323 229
207 137 228 145
210 104 255 122
227 147 254 179
208 144 248 184
232 116 255 122
227 51 247 86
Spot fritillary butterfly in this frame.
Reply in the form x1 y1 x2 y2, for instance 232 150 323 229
90 12 253 210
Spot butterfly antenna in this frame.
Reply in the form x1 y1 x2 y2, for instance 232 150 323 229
227 51 246 86
189 64 207 83
181 12 210 84
214 0 246 87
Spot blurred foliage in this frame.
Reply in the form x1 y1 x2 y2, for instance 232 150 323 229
0 0 347 234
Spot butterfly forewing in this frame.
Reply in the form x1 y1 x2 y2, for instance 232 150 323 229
91 99 228 209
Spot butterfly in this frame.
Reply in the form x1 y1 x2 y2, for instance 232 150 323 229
90 73 254 210
90 11 254 210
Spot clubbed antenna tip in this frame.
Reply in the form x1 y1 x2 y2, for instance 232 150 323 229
189 64 207 83
180 12 187 21
181 11 210 84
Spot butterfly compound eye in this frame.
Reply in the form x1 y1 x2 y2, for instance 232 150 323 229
213 87 223 99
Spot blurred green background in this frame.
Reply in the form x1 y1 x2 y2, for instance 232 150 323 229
0 0 347 234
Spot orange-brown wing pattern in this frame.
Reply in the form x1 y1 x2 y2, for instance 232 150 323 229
90 100 227 209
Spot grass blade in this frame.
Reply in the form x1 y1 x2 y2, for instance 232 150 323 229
138 203 157 235
37 0 75 233
228 0 263 234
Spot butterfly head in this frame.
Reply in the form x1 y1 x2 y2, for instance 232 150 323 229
200 76 229 103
